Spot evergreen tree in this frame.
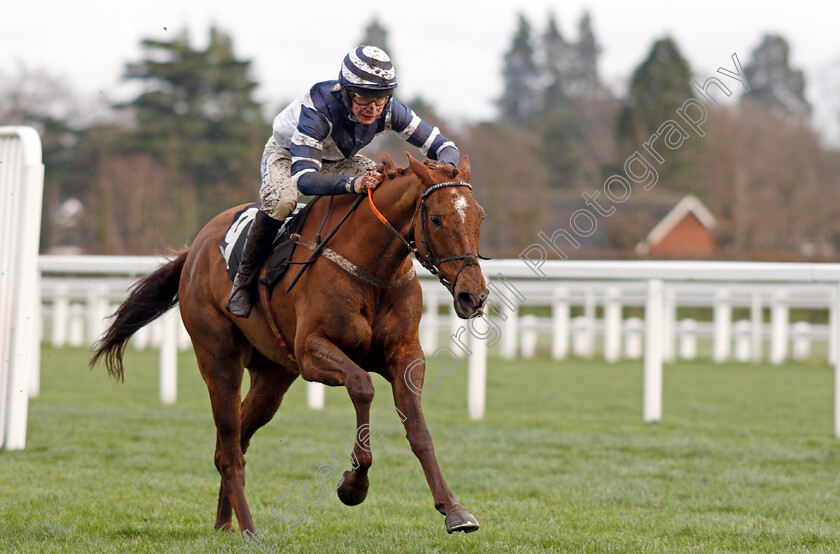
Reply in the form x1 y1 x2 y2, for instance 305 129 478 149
360 17 392 54
498 13 540 124
742 34 810 119
536 11 615 192
617 36 693 144
541 13 571 110
616 36 702 192
119 27 269 235
568 11 602 98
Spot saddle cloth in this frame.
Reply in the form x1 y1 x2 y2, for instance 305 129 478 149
218 202 314 287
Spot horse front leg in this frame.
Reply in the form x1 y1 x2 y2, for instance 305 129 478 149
388 348 480 534
300 334 375 506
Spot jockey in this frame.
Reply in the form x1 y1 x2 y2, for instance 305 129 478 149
226 45 462 317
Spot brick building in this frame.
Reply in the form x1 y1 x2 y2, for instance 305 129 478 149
635 195 717 258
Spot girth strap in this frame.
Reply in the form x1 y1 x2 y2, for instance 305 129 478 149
293 234 416 289
258 265 297 364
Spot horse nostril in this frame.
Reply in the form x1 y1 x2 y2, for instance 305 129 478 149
457 292 480 312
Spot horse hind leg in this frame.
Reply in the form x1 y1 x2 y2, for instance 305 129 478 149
213 433 235 532
215 354 298 531
192 340 257 535
300 334 375 506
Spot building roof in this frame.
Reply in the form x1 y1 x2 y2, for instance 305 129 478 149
636 195 717 255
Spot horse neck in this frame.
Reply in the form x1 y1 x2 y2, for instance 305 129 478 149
351 173 423 276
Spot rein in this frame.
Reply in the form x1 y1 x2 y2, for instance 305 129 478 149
286 194 366 292
367 181 482 292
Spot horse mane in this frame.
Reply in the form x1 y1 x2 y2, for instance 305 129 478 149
377 154 408 180
377 153 462 182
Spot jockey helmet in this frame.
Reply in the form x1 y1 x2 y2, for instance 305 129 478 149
338 45 397 110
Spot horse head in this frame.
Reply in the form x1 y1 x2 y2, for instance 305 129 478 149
405 153 488 319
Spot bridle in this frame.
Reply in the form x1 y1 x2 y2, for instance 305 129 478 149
367 181 486 292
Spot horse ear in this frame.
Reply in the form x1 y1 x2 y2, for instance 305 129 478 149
456 155 471 183
380 153 396 173
406 152 435 186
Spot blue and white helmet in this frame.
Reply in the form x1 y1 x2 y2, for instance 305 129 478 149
338 46 397 108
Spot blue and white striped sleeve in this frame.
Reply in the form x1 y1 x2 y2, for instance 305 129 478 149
390 101 461 166
289 93 355 195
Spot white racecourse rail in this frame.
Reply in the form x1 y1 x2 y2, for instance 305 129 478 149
1 127 44 450
38 256 840 436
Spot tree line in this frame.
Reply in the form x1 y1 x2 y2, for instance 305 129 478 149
1 14 838 259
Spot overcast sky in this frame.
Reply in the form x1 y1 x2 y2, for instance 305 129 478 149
3 0 839 132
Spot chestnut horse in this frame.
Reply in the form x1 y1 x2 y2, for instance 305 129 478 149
90 153 487 535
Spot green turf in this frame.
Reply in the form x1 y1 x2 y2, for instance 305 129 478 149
2 346 840 553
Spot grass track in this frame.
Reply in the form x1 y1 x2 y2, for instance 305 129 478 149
2 346 840 552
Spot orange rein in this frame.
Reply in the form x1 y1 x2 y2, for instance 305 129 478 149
367 187 391 226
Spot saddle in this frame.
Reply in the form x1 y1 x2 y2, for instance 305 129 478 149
220 193 411 298
218 201 315 289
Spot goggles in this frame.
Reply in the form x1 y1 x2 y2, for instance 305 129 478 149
349 91 391 108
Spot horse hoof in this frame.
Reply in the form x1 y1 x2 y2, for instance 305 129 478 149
214 521 236 534
445 509 480 534
336 470 368 506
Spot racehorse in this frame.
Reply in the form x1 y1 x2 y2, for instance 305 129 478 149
90 153 487 535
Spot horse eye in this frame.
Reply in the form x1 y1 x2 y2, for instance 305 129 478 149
430 214 442 227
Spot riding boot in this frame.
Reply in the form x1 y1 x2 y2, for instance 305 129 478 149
225 210 282 318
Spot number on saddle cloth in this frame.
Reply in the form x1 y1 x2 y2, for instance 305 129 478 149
218 202 313 285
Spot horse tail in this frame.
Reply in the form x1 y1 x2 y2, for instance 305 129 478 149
90 249 189 382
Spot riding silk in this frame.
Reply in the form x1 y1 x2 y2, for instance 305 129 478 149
270 80 460 195
219 202 311 283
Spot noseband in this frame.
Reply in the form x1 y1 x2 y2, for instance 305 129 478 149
368 181 482 292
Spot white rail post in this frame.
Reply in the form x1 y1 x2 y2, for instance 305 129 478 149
679 319 697 360
450 306 462 349
50 283 70 348
467 329 486 420
1 126 44 450
86 284 110 347
500 298 518 360
791 321 811 360
663 288 677 363
734 320 752 362
307 382 325 410
770 290 789 365
644 279 664 423
750 292 763 363
571 316 588 356
624 317 644 359
582 290 596 358
68 304 85 347
713 289 732 363
603 287 622 362
420 289 439 354
132 324 150 350
159 309 178 404
177 313 192 351
520 315 538 358
551 287 570 360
